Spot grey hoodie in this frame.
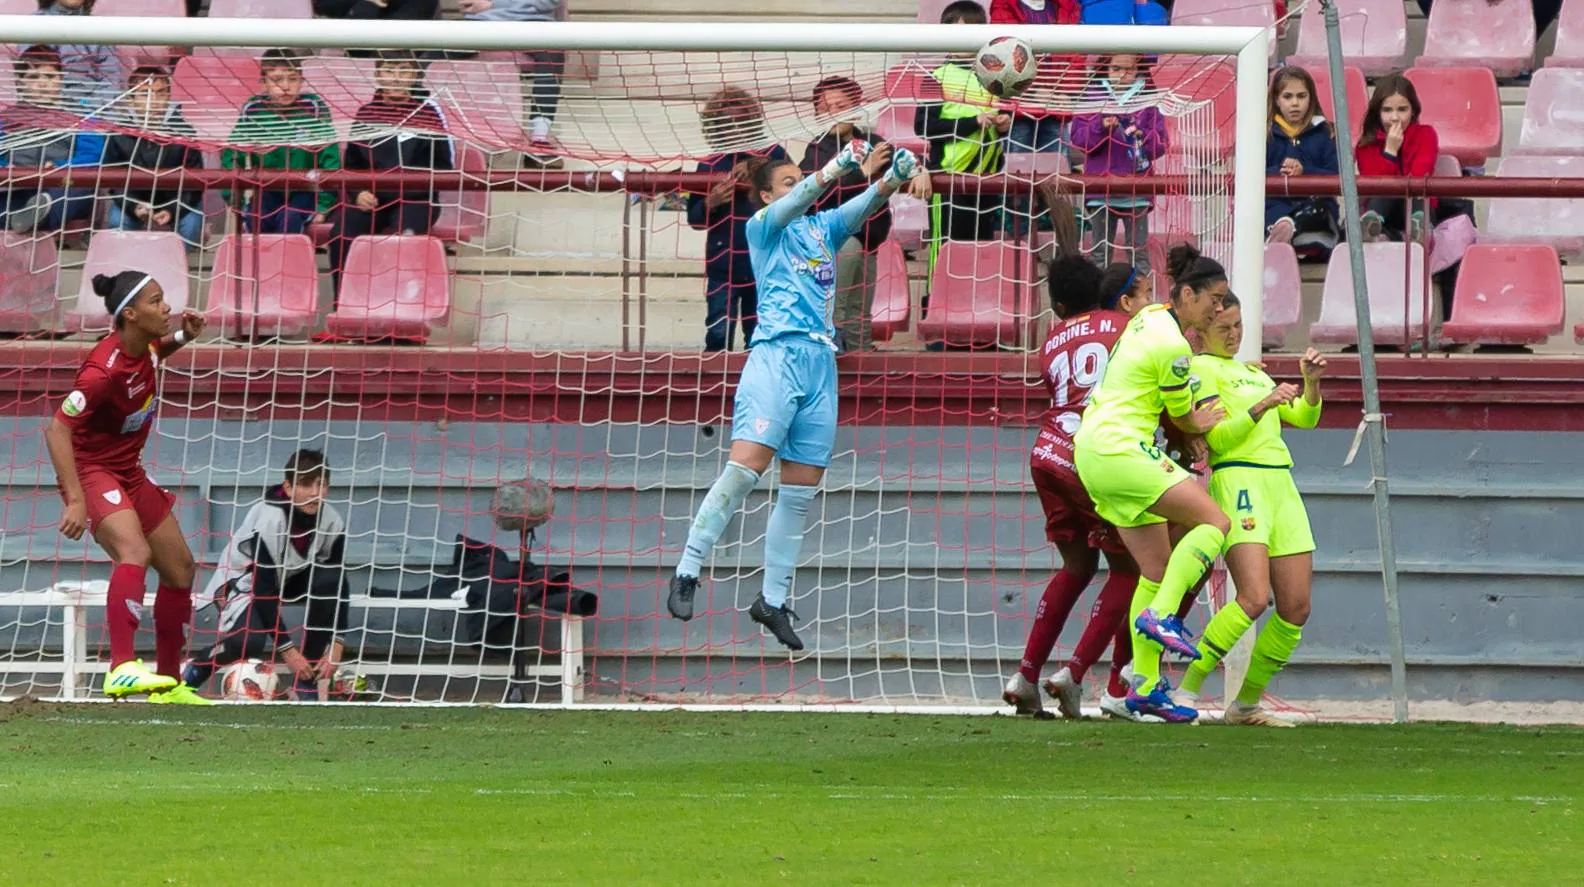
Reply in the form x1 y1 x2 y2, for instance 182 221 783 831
463 0 558 22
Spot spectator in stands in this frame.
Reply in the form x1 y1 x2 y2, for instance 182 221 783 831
183 449 351 703
312 0 438 20
990 0 1078 155
102 65 205 251
688 86 788 351
221 49 340 236
33 0 124 111
1079 0 1168 24
916 0 1009 276
459 0 565 169
1069 53 1166 272
800 76 893 353
1355 73 1438 245
329 51 453 294
1264 65 1338 259
0 45 103 236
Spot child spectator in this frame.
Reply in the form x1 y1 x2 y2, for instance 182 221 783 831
221 49 340 235
328 51 453 292
1264 65 1338 258
989 0 1079 155
1068 53 1165 272
0 45 104 235
33 0 124 111
687 86 787 351
101 65 205 251
458 0 564 169
800 76 893 352
915 0 1009 275
1355 73 1438 245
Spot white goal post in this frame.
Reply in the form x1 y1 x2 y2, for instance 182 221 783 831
0 15 1273 359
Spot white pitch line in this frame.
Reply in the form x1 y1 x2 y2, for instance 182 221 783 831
470 787 1575 804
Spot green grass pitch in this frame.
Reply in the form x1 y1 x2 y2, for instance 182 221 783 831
0 703 1578 885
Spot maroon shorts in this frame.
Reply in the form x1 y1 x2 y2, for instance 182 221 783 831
77 465 176 536
1030 462 1125 554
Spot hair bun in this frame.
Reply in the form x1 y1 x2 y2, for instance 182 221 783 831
90 274 117 299
1165 243 1201 284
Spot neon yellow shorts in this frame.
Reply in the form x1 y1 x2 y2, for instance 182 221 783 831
1074 439 1191 529
1209 465 1315 558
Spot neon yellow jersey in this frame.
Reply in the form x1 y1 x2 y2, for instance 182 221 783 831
1073 304 1196 454
1190 354 1321 468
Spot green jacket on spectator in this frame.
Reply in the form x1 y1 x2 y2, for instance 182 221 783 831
220 93 341 216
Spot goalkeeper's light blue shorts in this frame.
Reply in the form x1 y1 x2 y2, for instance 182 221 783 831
730 333 838 469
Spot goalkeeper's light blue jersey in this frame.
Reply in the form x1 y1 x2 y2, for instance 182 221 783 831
744 205 858 346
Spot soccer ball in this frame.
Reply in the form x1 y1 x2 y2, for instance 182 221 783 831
973 36 1037 99
219 659 279 701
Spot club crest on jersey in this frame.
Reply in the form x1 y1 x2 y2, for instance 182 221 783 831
1242 517 1256 531
62 390 86 417
103 489 122 505
753 417 770 435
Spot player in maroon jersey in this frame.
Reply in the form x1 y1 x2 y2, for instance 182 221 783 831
44 270 207 702
1004 259 1156 720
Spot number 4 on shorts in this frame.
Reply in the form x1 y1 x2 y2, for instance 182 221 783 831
1235 489 1252 512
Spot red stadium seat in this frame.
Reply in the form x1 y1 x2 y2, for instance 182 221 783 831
94 0 185 13
1002 152 1072 181
172 55 260 142
1551 0 1584 66
1419 0 1536 78
0 0 33 13
887 193 927 253
1576 321 1584 343
66 232 190 335
1300 64 1367 147
1433 153 1462 177
1309 242 1429 347
1403 67 1502 166
1439 245 1565 346
1290 0 1407 76
1516 68 1584 155
202 235 320 339
873 63 938 161
431 142 490 243
1154 56 1236 160
324 235 451 342
916 241 1037 348
0 233 59 334
1170 0 1277 56
870 240 911 342
1261 242 1302 349
1484 155 1584 257
206 0 312 15
424 60 524 146
299 56 375 121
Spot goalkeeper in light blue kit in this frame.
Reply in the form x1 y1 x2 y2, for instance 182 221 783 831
666 137 921 650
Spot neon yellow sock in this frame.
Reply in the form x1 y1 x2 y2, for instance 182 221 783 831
1180 602 1256 694
1128 577 1164 690
1235 615 1304 706
1149 523 1225 614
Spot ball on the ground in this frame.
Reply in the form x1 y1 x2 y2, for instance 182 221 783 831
973 36 1037 99
219 659 279 701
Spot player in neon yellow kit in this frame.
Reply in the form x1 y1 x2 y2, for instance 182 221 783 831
1177 293 1325 725
1073 244 1229 723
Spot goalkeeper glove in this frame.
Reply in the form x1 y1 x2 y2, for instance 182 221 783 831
884 147 921 188
821 139 871 181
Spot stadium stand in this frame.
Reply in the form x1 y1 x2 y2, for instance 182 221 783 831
1440 244 1566 347
1168 0 1277 37
324 235 452 342
1403 66 1502 166
202 234 321 339
1309 242 1429 348
916 240 1037 349
65 231 191 334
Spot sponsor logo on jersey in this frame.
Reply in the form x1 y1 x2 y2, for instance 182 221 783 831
120 395 156 434
62 390 86 417
1171 356 1191 379
103 489 122 505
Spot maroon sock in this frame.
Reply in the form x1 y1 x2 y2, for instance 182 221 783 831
106 563 149 668
153 585 193 678
1017 569 1090 682
1066 571 1136 683
1106 616 1134 697
1177 570 1210 622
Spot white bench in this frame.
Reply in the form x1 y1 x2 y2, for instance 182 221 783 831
0 582 585 704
